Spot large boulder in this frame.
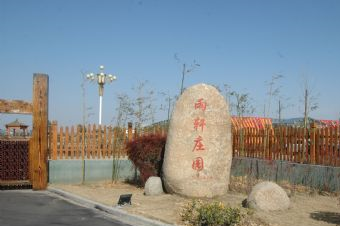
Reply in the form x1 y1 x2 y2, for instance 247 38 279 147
162 83 232 198
144 176 164 196
247 181 290 211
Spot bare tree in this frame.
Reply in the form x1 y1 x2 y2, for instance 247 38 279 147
80 71 94 126
300 79 318 129
230 91 255 117
159 91 177 122
110 93 133 183
80 71 95 184
131 81 156 131
113 93 133 128
265 74 283 117
174 53 200 95
277 96 293 124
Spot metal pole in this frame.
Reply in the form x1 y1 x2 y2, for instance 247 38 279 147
99 95 103 125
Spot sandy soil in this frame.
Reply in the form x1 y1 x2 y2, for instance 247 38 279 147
49 181 340 226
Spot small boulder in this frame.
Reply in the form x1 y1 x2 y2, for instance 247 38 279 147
144 176 164 196
247 181 290 211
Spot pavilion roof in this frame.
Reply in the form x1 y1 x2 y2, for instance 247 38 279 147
5 119 28 128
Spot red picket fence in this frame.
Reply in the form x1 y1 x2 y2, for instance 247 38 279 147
49 121 167 160
233 124 340 166
49 121 340 167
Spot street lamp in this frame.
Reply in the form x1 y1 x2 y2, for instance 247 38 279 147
87 65 117 125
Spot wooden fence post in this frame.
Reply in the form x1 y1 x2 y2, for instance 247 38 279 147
310 122 316 164
51 121 58 160
128 122 133 142
31 74 49 190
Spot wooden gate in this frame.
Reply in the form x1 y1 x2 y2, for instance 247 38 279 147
0 74 48 190
0 139 31 189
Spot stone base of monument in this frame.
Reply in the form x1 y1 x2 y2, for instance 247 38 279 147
163 176 229 198
246 181 290 211
144 176 164 196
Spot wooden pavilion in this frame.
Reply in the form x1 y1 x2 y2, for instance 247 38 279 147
5 119 29 137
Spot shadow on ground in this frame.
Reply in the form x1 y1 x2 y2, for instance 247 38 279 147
310 211 340 225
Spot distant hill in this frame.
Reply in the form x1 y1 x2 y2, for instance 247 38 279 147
272 117 314 126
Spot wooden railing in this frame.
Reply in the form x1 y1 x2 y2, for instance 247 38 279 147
50 121 340 167
233 124 340 166
49 122 167 160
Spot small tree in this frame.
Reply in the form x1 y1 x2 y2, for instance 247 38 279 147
299 78 318 128
111 93 133 183
299 77 318 162
265 74 283 117
230 91 255 117
159 91 176 123
174 53 200 95
277 96 293 124
131 81 156 132
80 71 94 184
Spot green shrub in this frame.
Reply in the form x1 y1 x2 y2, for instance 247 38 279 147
181 200 241 226
126 134 166 186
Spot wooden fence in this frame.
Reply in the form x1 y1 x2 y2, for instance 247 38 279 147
233 124 340 167
49 121 167 160
50 121 340 167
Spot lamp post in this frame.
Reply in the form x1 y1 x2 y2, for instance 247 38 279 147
87 65 117 125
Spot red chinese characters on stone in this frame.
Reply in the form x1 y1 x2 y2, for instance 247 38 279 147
193 117 206 132
194 98 207 112
192 135 205 152
192 157 204 171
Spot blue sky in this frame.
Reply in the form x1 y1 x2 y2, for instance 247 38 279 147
1 0 340 128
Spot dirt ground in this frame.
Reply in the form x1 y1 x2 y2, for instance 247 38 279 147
50 180 340 226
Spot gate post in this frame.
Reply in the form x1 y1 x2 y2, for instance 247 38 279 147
31 74 49 190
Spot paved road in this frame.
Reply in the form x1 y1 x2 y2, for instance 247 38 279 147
0 190 132 226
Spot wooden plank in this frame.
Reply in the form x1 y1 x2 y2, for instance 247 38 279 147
31 74 49 190
51 121 58 160
113 127 118 159
320 128 325 165
296 128 301 163
122 127 127 157
291 127 295 162
310 123 316 164
87 125 91 159
287 127 292 162
259 128 263 159
274 127 279 160
103 126 107 159
325 127 330 165
0 99 33 114
128 123 133 142
76 126 81 159
97 125 102 159
315 128 320 164
70 126 75 159
330 127 335 166
107 126 113 158
81 125 85 160
92 124 97 159
254 128 258 158
280 127 285 161
59 127 64 159
65 127 69 159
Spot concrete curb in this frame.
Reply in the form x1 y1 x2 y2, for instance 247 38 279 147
48 187 174 226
